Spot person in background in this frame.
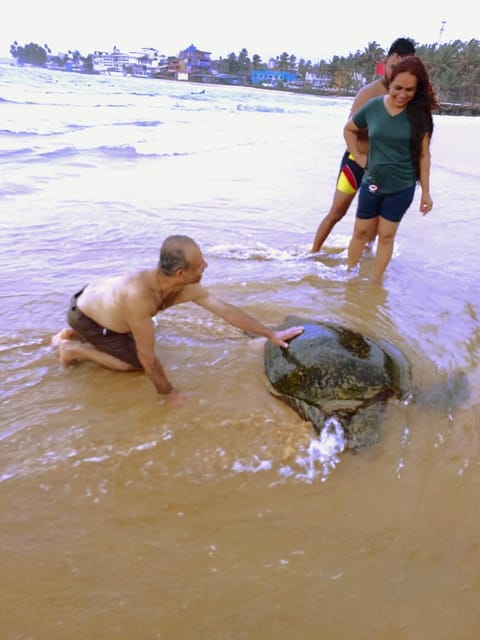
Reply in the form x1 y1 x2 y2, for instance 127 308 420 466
344 55 438 281
52 235 303 403
310 37 416 253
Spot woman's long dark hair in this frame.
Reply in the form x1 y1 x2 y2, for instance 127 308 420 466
390 56 438 179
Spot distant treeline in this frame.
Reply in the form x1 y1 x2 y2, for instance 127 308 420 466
9 38 480 106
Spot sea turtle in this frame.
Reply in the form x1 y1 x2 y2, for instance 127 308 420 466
264 315 414 450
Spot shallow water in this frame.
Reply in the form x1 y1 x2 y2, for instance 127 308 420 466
1 62 480 639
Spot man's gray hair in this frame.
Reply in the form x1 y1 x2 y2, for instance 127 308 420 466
158 235 197 275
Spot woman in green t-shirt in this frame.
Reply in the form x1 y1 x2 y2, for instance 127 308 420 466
344 55 438 281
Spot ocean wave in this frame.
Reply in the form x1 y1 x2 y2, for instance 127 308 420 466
236 103 287 114
95 144 164 158
0 182 39 197
0 123 89 137
0 96 26 105
0 146 40 160
110 119 164 128
0 144 190 162
208 240 308 262
0 420 344 486
0 92 136 109
35 146 79 160
233 418 345 483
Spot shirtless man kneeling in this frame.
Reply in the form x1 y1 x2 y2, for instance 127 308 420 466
52 234 303 403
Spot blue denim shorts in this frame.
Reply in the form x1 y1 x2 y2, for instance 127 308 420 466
356 183 416 223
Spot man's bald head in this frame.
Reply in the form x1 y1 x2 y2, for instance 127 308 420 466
158 235 200 276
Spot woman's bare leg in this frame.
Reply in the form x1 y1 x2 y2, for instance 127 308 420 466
372 218 400 281
347 218 378 270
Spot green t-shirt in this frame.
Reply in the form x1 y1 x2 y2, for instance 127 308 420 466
353 96 416 194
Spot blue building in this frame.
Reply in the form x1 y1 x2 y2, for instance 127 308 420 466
250 69 299 87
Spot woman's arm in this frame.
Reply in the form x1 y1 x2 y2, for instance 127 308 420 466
344 119 367 168
418 133 433 215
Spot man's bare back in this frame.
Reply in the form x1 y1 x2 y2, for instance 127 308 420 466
77 271 173 334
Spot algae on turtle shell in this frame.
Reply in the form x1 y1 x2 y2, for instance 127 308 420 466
264 316 413 450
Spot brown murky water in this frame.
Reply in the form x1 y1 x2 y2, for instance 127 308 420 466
1 66 479 639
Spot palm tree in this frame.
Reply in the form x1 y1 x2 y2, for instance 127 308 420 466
227 52 238 74
238 48 250 73
278 52 290 71
252 53 262 70
453 39 480 103
358 41 385 83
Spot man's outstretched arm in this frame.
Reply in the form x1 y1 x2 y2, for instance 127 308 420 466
194 292 303 348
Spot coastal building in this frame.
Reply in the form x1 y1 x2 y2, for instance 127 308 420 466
176 44 212 81
304 71 330 89
91 47 169 75
250 69 299 88
92 47 130 73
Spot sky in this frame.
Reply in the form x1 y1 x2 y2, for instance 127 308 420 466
2 0 477 63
